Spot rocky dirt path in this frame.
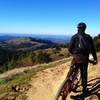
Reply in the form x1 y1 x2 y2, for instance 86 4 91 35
27 61 100 100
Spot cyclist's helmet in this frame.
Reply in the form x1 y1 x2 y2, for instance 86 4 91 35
77 22 86 29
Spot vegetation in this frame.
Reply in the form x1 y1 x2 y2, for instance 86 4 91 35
93 34 100 51
0 50 52 73
1 33 99 73
0 52 99 99
33 50 52 64
0 57 70 100
0 47 69 73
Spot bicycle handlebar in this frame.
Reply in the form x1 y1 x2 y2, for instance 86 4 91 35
88 60 97 65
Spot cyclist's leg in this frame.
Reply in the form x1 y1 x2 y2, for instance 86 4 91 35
80 63 88 94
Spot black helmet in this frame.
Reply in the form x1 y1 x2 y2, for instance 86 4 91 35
77 22 86 29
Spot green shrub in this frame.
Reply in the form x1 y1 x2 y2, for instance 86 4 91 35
0 79 7 84
33 50 52 64
94 34 100 51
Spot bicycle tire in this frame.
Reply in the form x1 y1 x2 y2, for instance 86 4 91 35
55 68 80 100
55 78 71 100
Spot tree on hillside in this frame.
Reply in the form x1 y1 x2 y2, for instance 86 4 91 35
33 50 52 64
94 34 100 51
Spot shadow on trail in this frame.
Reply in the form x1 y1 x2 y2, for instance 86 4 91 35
70 77 100 100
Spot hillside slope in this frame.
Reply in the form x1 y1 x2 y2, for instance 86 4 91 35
0 55 99 100
0 37 56 51
27 60 100 100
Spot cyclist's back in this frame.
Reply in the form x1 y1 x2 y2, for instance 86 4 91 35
68 32 97 62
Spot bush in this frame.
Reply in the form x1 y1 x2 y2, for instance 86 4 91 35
94 34 100 51
52 48 59 54
33 50 52 64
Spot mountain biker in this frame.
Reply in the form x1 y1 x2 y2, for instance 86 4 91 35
68 22 98 95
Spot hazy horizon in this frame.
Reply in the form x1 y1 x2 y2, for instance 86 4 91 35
0 32 98 37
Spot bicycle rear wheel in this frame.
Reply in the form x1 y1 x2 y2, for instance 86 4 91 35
55 67 80 100
55 78 72 100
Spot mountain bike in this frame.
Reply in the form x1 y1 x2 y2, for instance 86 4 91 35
55 60 94 100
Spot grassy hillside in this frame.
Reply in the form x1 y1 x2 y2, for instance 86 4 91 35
0 36 69 73
0 37 56 51
0 52 99 100
0 47 69 73
0 34 99 74
0 58 70 100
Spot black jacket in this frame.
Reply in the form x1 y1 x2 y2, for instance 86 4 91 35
68 33 97 60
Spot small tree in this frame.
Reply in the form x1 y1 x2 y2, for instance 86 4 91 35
34 50 52 64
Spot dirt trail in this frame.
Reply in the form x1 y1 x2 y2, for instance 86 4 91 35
0 65 38 79
27 61 100 100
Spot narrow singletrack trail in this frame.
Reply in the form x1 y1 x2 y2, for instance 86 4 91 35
27 61 100 100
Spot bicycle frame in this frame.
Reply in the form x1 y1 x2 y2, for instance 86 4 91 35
55 60 94 100
55 64 81 100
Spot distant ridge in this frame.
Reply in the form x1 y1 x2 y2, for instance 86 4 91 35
0 33 71 43
0 36 57 51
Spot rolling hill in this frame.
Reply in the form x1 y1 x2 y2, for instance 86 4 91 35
0 37 57 51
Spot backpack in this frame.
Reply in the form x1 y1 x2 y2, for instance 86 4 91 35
77 34 89 51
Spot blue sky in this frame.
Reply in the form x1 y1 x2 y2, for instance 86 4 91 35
0 0 100 36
